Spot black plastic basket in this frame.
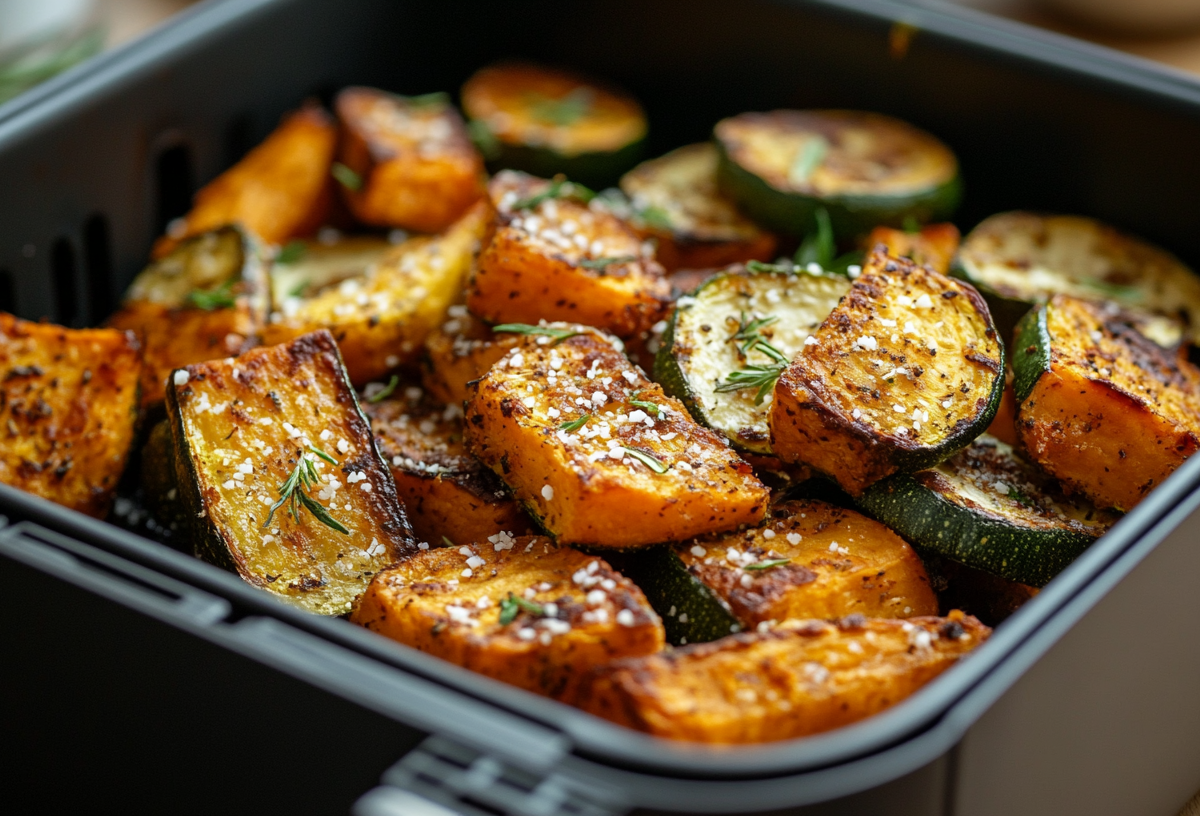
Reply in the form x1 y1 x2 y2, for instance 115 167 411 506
5 1 1200 813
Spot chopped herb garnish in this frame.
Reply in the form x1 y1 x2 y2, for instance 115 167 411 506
276 240 306 265
795 207 835 270
559 414 591 432
579 255 637 270
186 280 238 311
492 323 582 342
527 87 593 125
441 536 456 548
714 362 786 405
331 161 363 191
730 311 788 364
621 447 669 474
903 215 922 234
263 454 349 534
367 375 400 403
499 592 545 625
404 91 449 108
745 259 796 274
1006 485 1037 508
744 558 791 571
789 135 828 185
307 445 338 466
510 175 595 210
637 204 674 231
627 393 663 416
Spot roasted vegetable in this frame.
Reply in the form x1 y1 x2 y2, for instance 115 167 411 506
986 372 1019 447
858 435 1118 587
714 110 961 239
568 612 989 743
262 202 489 385
334 87 486 233
268 234 395 308
468 171 670 338
771 249 1004 495
351 537 664 697
923 552 1039 627
654 265 850 454
864 222 960 275
109 226 268 408
0 314 141 517
166 330 415 615
1012 295 1200 511
955 212 1200 346
616 143 777 271
153 104 336 257
364 385 533 547
462 62 647 187
420 306 521 407
464 327 769 548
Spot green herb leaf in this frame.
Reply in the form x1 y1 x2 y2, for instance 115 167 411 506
404 91 450 108
745 259 795 274
621 447 669 474
441 536 456 548
559 414 591 432
367 375 400 403
744 558 791 571
331 162 363 191
789 135 828 185
527 87 593 125
276 240 306 265
186 280 238 311
627 398 662 416
492 323 582 343
903 215 922 234
714 362 786 405
467 119 501 159
1079 278 1142 299
579 255 637 270
1006 485 1037 508
297 490 351 534
795 207 835 269
510 176 596 210
498 592 545 625
730 311 789 364
308 445 338 466
263 453 349 534
287 280 310 298
637 204 674 231
826 249 865 279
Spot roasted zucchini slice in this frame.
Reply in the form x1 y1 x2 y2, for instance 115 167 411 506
351 537 664 698
654 265 850 454
1013 295 1200 511
617 143 778 271
864 222 960 275
461 62 647 188
109 225 268 408
420 306 522 408
857 435 1118 587
0 314 141 517
262 202 489 385
771 249 1005 496
468 171 671 338
268 234 394 309
154 103 336 257
334 87 486 233
955 212 1200 347
714 110 961 239
364 385 534 547
464 327 769 548
166 330 415 615
567 612 989 743
631 498 937 645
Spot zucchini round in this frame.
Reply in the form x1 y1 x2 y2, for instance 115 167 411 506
654 265 849 454
714 110 961 239
856 435 1118 587
954 212 1200 346
461 62 647 188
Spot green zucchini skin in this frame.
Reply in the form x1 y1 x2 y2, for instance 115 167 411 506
479 134 646 190
1011 304 1052 404
609 545 741 645
856 436 1115 587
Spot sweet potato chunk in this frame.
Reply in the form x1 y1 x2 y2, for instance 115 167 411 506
420 305 521 407
262 202 489 385
1015 295 1200 511
771 249 1004 495
677 499 937 628
154 104 336 256
468 171 670 337
0 315 141 517
864 223 960 275
351 537 664 697
464 327 768 547
568 612 989 743
364 385 533 547
109 226 268 408
335 87 485 233
166 330 415 615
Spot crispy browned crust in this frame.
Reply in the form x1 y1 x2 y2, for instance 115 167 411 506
0 314 141 517
420 307 521 407
351 537 664 697
863 223 960 275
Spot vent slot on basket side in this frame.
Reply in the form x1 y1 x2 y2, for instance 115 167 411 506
0 268 15 314
83 213 115 323
155 143 194 239
50 237 79 326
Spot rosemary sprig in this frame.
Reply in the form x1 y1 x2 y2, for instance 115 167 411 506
731 312 788 364
789 135 828 185
744 558 791 571
499 592 546 625
492 323 582 343
579 255 637 270
276 240 306 265
467 119 501 159
510 175 595 210
621 447 668 474
263 452 349 534
527 87 593 125
714 363 786 405
794 207 835 270
559 414 591 432
307 445 338 465
367 375 400 403
186 280 237 311
627 392 663 417
637 204 673 231
331 161 363 191
441 536 456 547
